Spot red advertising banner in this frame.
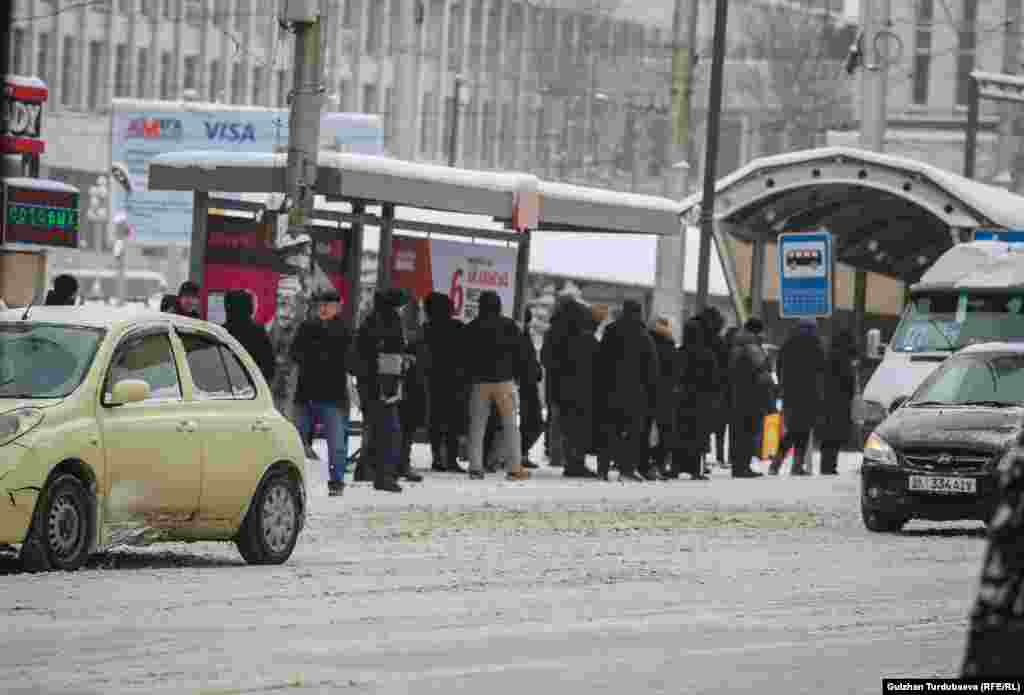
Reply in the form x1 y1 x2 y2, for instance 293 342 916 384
201 213 280 325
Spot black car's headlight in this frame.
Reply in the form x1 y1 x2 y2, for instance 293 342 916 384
864 432 898 466
0 408 44 447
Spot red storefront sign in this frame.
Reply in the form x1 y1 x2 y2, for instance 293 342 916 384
2 76 48 155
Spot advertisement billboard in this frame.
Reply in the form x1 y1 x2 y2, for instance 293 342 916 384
3 179 80 248
390 235 517 321
110 99 384 247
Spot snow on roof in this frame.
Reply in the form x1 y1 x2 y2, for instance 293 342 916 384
152 151 285 170
539 180 683 215
4 74 47 90
3 177 79 193
319 152 538 194
912 241 1024 292
680 146 1024 229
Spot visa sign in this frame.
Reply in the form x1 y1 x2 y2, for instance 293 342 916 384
204 121 257 143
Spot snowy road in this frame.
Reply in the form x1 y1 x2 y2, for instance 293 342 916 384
0 452 987 694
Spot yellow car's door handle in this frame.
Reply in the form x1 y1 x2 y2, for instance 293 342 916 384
177 420 198 433
251 421 271 433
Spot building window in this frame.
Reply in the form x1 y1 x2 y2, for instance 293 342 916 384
251 66 264 105
235 0 249 32
343 0 357 27
956 0 977 106
209 59 221 101
385 86 394 140
420 91 435 156
500 102 515 167
231 62 245 103
366 1 382 55
119 0 134 11
162 0 174 19
185 0 203 25
481 100 495 168
61 36 76 107
183 55 198 91
135 48 148 98
9 28 25 75
912 0 933 105
88 41 105 110
363 83 378 113
277 69 288 107
36 33 50 84
448 5 462 70
114 44 129 97
160 51 172 99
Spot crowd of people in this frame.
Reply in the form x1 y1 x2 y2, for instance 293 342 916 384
47 274 859 495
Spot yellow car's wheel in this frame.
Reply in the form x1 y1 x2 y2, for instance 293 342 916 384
236 472 301 565
22 474 92 572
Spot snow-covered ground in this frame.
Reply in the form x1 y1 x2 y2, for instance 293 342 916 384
0 449 986 694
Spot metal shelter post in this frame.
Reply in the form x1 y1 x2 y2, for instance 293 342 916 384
347 201 366 329
377 203 395 291
714 221 748 327
750 235 766 320
188 190 209 286
514 230 532 323
964 75 980 179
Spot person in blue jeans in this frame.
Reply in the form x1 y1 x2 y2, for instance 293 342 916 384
290 290 354 496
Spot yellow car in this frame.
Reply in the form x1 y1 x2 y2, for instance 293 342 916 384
0 306 307 571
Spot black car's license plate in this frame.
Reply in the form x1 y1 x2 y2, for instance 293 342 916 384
908 475 977 494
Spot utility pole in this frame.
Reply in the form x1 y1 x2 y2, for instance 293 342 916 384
271 1 324 414
653 0 699 337
695 0 729 313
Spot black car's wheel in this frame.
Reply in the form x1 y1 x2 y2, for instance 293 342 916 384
862 505 908 533
22 475 92 572
236 472 301 565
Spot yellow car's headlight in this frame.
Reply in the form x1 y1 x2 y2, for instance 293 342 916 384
0 408 44 447
864 432 898 466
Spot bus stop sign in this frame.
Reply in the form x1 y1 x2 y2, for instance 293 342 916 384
973 228 1024 245
778 230 833 318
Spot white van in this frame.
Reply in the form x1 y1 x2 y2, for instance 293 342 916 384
859 240 1024 435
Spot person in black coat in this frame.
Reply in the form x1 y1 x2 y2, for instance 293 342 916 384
519 307 544 470
223 289 275 382
290 289 354 496
355 288 412 493
595 299 659 481
818 330 857 475
541 295 581 468
45 274 78 306
546 299 599 479
728 318 772 478
671 318 720 480
699 308 730 467
770 319 825 476
397 301 426 483
644 317 678 481
422 292 468 473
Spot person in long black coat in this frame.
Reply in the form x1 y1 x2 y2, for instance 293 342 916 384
818 330 857 475
671 318 720 480
728 318 772 478
547 300 598 478
595 300 659 481
223 289 276 382
541 295 580 468
771 319 825 476
422 292 468 473
699 308 730 467
397 302 426 483
644 317 678 481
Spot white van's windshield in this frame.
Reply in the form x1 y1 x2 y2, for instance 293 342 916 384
890 292 1024 353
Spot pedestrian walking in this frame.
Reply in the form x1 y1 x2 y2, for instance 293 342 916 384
770 319 825 476
422 292 468 473
519 307 544 470
670 317 720 480
728 317 772 478
546 299 599 479
45 274 78 306
595 299 659 482
174 281 202 318
818 329 858 475
223 289 275 382
700 308 730 469
290 290 355 497
644 316 678 481
355 288 412 493
465 290 531 481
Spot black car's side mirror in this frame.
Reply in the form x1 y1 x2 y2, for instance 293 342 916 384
889 395 909 413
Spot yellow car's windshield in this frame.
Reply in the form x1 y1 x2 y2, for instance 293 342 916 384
0 323 105 398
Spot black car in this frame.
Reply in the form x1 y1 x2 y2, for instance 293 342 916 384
860 343 1024 532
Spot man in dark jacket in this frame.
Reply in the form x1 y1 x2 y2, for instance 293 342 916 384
422 292 467 473
356 288 412 493
728 317 771 478
45 274 78 306
290 289 354 496
595 300 659 481
819 330 857 475
672 318 720 480
699 307 730 468
541 294 581 468
465 290 530 481
771 319 825 476
223 289 275 382
644 317 677 481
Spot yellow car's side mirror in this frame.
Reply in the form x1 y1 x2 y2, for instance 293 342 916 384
108 379 151 406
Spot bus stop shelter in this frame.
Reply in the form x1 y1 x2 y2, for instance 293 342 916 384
148 150 686 321
679 146 1024 331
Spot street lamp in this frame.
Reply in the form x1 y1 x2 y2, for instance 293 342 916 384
86 176 110 253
